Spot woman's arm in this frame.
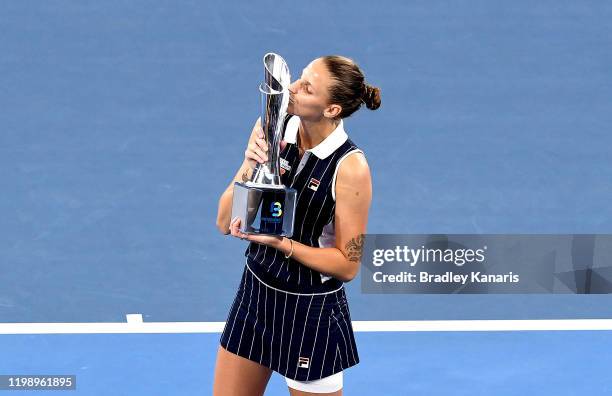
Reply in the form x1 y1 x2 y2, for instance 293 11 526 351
215 161 252 234
275 152 372 282
215 118 267 234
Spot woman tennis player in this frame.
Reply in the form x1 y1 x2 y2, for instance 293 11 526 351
214 55 380 395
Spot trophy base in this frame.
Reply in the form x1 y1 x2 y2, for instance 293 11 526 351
231 182 297 237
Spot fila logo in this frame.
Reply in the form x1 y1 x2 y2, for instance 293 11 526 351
298 357 310 369
307 178 320 191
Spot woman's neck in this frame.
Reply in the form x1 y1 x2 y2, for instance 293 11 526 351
297 118 339 151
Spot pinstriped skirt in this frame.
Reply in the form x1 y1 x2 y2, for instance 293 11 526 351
220 262 360 382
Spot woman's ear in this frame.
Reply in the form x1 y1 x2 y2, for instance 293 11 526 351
323 104 342 119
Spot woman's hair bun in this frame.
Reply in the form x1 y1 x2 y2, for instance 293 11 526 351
362 83 382 110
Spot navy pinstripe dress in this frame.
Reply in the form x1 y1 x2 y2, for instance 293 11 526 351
220 115 362 382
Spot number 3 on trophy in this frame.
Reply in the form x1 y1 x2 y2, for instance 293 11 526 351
271 201 283 217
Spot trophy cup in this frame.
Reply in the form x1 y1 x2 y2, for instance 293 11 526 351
231 53 297 237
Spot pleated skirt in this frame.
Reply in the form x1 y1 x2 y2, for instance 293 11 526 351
220 262 359 381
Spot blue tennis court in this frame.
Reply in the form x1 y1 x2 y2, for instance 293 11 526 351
1 0 611 394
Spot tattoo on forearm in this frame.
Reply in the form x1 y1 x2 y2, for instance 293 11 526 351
241 169 250 182
345 234 364 262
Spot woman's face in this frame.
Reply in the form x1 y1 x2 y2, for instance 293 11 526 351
287 58 340 121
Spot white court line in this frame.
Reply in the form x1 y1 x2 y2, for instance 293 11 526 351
0 320 611 334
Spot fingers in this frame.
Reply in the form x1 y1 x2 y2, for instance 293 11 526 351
246 126 288 168
255 128 268 150
246 126 268 164
254 137 269 156
245 142 268 164
230 217 249 240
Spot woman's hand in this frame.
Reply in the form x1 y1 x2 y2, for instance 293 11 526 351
245 124 269 170
230 216 284 249
245 121 288 174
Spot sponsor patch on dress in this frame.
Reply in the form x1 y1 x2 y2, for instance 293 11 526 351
298 357 310 368
280 158 292 172
308 178 320 191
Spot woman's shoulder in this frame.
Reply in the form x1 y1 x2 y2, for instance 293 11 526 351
337 149 370 180
331 146 371 201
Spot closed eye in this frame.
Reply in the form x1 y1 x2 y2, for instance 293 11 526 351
303 81 313 94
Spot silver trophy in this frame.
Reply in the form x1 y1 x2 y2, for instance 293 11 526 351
231 53 297 236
